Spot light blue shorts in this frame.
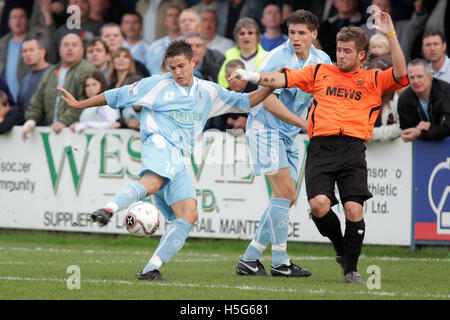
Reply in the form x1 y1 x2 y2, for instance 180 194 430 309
140 136 197 221
246 127 299 181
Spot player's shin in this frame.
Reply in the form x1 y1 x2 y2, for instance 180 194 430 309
311 209 345 257
267 198 291 267
343 219 365 274
242 208 271 261
142 218 193 272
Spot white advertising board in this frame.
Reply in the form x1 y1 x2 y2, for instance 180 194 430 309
0 127 412 245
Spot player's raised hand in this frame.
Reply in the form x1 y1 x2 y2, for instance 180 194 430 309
372 11 395 36
58 87 81 109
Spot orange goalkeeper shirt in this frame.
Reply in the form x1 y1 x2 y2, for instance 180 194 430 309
283 64 409 141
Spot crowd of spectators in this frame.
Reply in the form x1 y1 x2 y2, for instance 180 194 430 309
0 0 448 142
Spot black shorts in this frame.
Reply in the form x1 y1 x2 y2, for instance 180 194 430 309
305 136 373 206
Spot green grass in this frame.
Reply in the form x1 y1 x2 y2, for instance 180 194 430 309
0 230 449 300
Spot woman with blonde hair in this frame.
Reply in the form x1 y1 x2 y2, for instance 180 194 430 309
108 47 137 88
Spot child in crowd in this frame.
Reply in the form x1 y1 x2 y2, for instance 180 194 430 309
0 90 24 134
367 33 392 68
70 71 120 133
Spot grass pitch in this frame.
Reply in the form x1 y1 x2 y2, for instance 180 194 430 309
0 230 449 301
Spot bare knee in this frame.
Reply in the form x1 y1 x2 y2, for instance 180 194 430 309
171 199 198 225
344 201 363 221
309 195 331 217
139 174 166 196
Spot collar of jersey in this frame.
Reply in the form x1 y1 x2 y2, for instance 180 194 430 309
173 76 198 97
286 39 314 69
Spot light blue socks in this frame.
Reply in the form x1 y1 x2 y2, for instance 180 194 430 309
143 218 193 272
242 197 291 267
105 182 147 212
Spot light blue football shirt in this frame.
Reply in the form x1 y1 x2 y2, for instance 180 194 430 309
247 40 331 141
105 73 252 155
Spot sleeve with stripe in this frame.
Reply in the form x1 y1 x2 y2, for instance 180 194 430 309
283 64 317 93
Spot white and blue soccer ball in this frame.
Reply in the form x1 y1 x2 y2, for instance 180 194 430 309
124 201 160 237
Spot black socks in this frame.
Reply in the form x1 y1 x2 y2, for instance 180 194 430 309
311 209 345 257
343 219 365 274
312 210 365 274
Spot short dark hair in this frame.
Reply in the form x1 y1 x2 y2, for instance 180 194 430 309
121 11 143 24
164 40 194 61
9 6 28 19
422 30 446 43
23 36 45 49
225 59 245 70
86 37 109 54
337 26 369 53
286 9 319 31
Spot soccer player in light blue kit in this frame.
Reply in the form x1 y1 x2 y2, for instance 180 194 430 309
58 40 306 281
235 10 332 277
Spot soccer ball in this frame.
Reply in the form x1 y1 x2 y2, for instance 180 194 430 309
124 201 160 237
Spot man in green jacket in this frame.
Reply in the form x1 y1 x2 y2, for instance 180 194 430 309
22 33 96 141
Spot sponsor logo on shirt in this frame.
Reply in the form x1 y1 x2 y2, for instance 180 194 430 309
168 110 202 124
128 81 140 96
325 86 362 101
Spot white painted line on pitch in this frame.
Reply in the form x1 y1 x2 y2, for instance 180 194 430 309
0 258 230 265
0 276 449 299
0 246 448 262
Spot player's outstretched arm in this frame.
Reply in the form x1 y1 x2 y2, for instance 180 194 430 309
58 87 107 109
247 86 275 107
229 69 287 88
373 11 407 81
